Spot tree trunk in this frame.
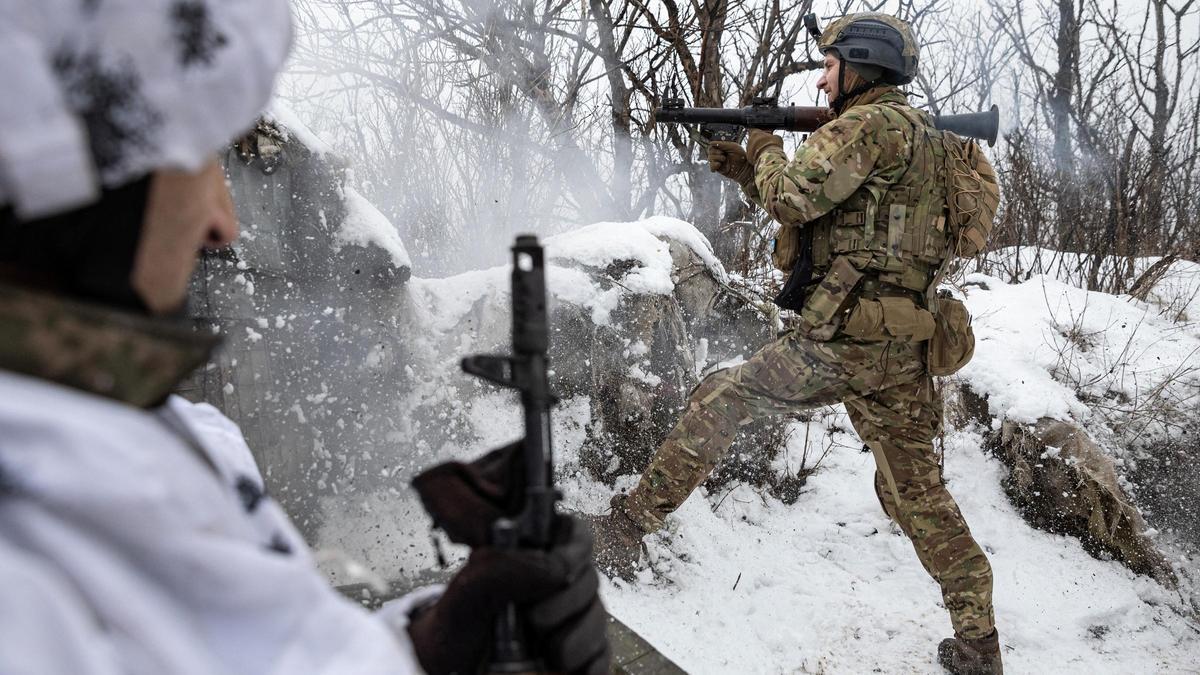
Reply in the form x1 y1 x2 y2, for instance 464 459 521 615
1052 0 1082 251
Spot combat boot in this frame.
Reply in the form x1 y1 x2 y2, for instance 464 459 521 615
938 630 1003 675
581 495 646 580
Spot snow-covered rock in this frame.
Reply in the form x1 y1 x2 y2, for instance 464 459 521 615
990 416 1174 583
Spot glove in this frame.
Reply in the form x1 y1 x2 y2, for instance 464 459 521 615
409 446 612 675
407 516 610 675
707 141 753 184
411 441 526 548
746 129 784 165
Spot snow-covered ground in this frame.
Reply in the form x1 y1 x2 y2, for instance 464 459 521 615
571 422 1198 673
959 268 1199 430
570 251 1200 673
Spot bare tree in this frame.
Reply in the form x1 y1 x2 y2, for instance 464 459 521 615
286 0 1200 282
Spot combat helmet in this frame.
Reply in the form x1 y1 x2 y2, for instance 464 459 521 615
811 12 921 112
816 13 919 85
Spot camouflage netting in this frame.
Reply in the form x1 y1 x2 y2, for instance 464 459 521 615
948 384 1177 585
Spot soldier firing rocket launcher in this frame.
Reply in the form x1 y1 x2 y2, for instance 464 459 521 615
655 96 999 147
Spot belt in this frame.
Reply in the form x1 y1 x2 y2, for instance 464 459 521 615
858 276 927 304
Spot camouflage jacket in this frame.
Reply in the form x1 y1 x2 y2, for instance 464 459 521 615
748 86 923 227
746 86 956 295
0 282 216 408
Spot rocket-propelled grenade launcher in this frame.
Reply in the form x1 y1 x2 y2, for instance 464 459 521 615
655 96 1000 147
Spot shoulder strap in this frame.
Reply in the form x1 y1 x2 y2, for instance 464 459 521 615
881 103 961 311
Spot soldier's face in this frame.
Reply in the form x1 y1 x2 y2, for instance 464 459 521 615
131 158 238 315
817 53 841 102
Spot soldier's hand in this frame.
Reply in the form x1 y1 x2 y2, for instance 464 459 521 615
707 141 754 184
745 129 785 164
407 515 611 675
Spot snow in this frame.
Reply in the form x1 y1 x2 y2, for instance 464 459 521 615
314 215 1199 671
545 222 676 292
638 215 730 283
540 217 726 325
976 248 1200 324
404 218 717 330
577 419 1199 673
337 185 413 269
405 268 509 334
959 270 1200 434
264 101 333 155
543 217 725 290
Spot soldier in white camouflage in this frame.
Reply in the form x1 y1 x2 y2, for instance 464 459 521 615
589 13 1003 675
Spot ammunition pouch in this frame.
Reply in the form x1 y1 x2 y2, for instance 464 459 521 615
927 291 975 376
771 223 802 271
841 295 935 342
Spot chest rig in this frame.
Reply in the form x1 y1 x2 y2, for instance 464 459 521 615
810 102 951 299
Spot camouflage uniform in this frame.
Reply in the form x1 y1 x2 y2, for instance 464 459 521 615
620 86 996 641
0 282 217 408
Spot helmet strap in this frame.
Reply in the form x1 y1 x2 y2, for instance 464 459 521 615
831 54 881 115
832 78 882 115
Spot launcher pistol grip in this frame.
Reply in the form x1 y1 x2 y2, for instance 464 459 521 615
702 123 745 143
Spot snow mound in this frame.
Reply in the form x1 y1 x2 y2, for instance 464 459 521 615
541 217 726 325
545 216 726 284
264 101 333 155
960 271 1200 432
337 185 412 269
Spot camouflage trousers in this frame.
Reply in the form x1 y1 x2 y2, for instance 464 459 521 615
622 331 996 640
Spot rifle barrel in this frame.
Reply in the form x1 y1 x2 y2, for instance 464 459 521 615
477 235 560 673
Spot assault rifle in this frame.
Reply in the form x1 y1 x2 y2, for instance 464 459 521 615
461 235 560 673
655 96 1000 147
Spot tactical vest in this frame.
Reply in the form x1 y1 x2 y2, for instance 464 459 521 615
809 101 951 299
